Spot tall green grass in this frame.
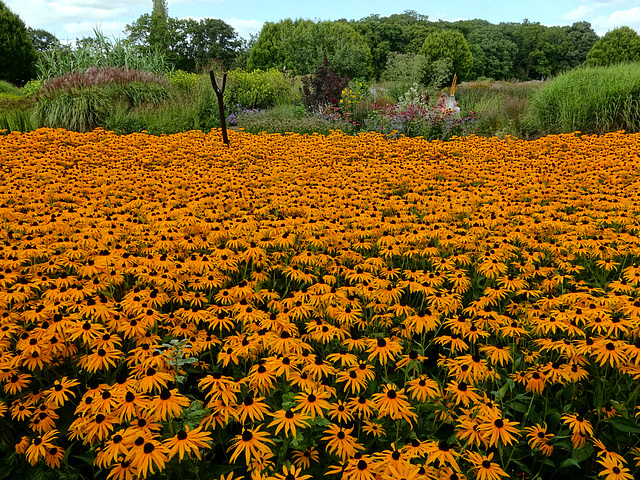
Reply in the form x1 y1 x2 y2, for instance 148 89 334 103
34 67 172 132
529 63 640 135
236 106 353 135
36 30 171 79
0 96 36 133
0 81 22 95
103 74 220 135
455 81 543 137
0 82 36 133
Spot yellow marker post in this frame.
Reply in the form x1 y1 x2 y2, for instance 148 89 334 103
445 73 458 113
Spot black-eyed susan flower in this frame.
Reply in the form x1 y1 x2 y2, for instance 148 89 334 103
293 389 331 419
236 394 270 423
322 424 363 461
342 455 376 480
596 456 634 480
424 440 460 471
44 376 80 407
130 439 169 479
466 451 508 480
270 463 312 480
292 446 319 469
267 409 311 438
446 380 481 407
524 423 554 456
561 412 594 437
147 387 191 422
163 425 212 461
228 426 274 466
477 413 521 447
372 383 417 424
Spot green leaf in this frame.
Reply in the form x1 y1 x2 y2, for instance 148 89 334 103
560 458 581 469
571 443 594 463
605 416 640 434
511 401 530 413
314 416 330 427
493 382 509 401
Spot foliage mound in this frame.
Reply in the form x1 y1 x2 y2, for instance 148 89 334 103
0 80 22 96
224 68 291 110
529 63 640 134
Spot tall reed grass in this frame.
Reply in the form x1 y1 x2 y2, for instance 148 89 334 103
36 30 171 79
529 63 640 134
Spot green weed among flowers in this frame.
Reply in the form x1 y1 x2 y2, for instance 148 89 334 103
0 128 639 480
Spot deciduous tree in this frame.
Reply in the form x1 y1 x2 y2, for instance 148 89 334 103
0 1 37 85
468 25 517 80
419 29 473 82
585 26 640 67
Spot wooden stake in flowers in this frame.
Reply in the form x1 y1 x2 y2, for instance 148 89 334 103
209 70 229 147
445 73 458 112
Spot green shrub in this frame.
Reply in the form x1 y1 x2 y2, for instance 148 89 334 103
381 53 429 86
529 63 640 135
166 70 198 92
224 68 290 109
22 78 43 96
103 100 198 135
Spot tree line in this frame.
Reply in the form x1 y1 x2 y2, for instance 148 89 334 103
2 0 640 86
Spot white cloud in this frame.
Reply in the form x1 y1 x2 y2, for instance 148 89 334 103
224 18 264 39
590 6 640 35
5 0 145 39
561 5 594 21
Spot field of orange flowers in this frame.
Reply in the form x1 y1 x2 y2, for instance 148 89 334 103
1 127 640 480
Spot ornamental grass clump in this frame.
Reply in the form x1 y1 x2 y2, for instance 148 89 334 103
529 63 640 135
34 67 172 132
1 128 640 480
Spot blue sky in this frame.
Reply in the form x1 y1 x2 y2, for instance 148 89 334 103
6 0 640 43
